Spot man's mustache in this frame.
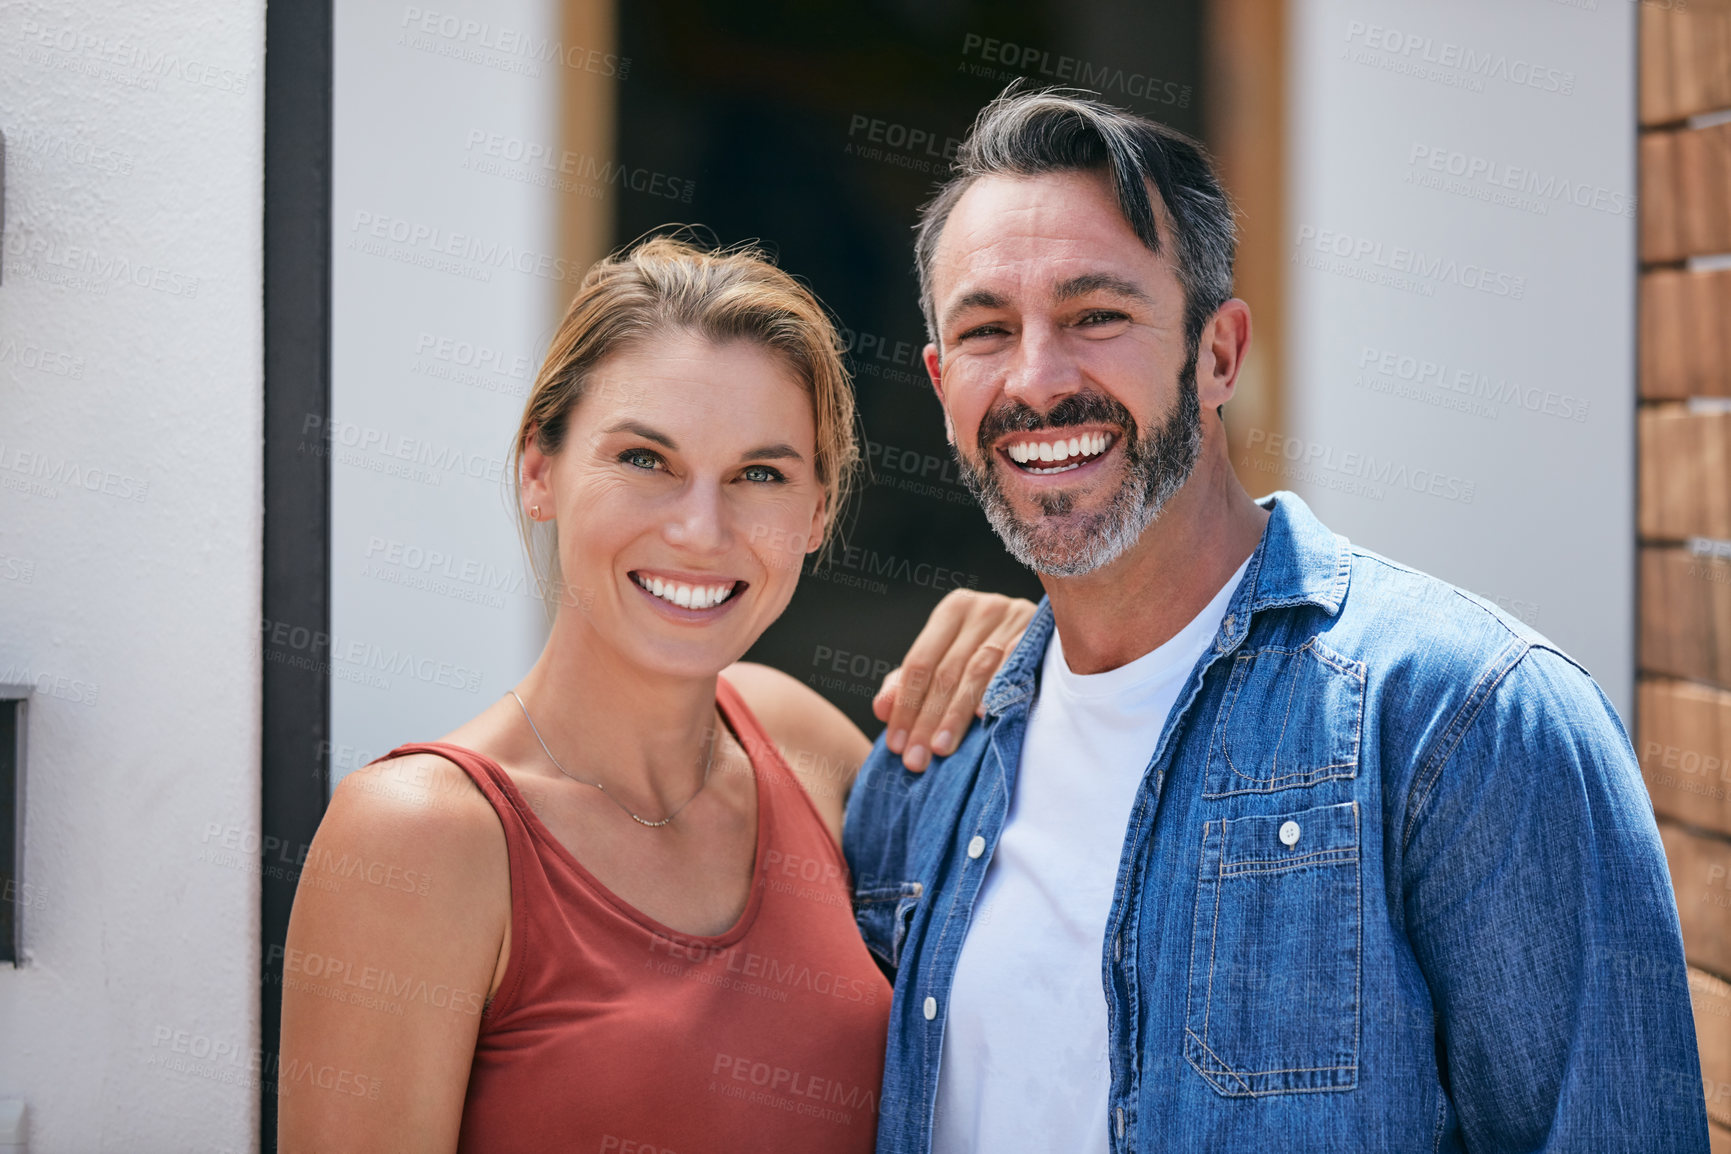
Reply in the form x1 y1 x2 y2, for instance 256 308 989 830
976 392 1139 455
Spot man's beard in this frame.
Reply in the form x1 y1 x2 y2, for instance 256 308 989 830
954 349 1203 577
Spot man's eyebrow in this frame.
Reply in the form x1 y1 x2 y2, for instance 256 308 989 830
941 288 1008 329
1053 272 1152 304
602 420 676 448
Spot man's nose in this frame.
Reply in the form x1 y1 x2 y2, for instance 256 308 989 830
1002 320 1083 412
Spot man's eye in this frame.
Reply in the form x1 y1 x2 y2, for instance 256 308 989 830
958 324 1007 341
1079 310 1129 325
620 448 662 471
742 464 786 484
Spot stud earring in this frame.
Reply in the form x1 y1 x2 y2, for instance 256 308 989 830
530 504 542 521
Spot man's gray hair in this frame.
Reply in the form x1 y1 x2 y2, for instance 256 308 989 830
913 85 1237 353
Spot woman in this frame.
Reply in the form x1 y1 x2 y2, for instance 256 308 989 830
278 236 1032 1152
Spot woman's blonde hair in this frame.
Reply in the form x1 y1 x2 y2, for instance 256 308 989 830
511 234 859 601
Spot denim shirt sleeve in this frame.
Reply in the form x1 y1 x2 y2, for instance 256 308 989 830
843 731 929 976
1399 645 1708 1150
843 712 998 978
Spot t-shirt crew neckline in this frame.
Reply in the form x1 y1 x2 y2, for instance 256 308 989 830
1042 555 1253 701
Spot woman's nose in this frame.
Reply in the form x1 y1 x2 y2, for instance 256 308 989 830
661 483 731 553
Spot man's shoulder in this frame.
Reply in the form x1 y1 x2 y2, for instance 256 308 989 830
1326 544 1616 742
843 713 995 875
849 721 986 820
1256 493 1562 686
1336 544 1561 669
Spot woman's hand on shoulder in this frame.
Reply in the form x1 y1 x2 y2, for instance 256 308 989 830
874 589 1037 771
277 753 510 1154
720 662 868 846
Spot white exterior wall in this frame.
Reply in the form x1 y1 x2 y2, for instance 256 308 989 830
329 0 563 785
0 3 266 1151
1282 0 1637 715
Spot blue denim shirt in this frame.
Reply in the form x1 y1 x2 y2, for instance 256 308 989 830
843 491 1706 1153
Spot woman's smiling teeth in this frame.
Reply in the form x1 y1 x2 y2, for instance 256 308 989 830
1006 432 1114 473
632 572 739 610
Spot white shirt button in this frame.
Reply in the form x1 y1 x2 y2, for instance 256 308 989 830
923 996 938 1020
967 835 986 859
1279 820 1301 847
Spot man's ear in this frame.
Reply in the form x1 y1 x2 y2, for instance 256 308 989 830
923 343 956 445
1197 299 1252 411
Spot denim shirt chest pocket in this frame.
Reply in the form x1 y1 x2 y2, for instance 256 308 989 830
1183 637 1366 1099
1184 800 1362 1097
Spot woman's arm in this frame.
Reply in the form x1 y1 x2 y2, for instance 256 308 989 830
871 589 1037 770
277 754 510 1154
724 588 1037 840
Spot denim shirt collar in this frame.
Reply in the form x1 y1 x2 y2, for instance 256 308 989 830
977 490 1350 718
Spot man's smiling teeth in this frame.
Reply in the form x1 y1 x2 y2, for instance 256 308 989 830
633 573 737 610
1006 432 1112 465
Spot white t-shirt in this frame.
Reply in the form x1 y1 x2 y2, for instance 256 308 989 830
931 559 1250 1153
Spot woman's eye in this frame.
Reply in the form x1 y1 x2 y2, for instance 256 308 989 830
620 448 662 471
742 464 786 484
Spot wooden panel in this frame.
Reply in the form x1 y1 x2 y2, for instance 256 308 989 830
1642 678 1731 836
556 0 616 282
1642 268 1731 399
1206 0 1286 497
1696 967 1731 1129
1643 123 1731 264
1661 821 1731 977
1684 125 1731 258
1645 129 1685 264
1642 0 1674 127
1640 406 1731 540
1641 546 1731 688
1642 0 1731 126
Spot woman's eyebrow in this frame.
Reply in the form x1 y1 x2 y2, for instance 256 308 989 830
602 420 677 448
740 443 804 463
606 421 803 464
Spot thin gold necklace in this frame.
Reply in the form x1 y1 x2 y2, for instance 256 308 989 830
508 690 717 828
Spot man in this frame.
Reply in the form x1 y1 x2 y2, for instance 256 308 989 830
844 86 1706 1152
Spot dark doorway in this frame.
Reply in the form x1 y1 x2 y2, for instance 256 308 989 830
614 0 1209 729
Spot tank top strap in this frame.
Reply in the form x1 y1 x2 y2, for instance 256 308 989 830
372 741 540 843
713 675 845 869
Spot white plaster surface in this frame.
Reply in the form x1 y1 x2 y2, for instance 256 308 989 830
0 3 266 1150
1283 0 1637 715
329 0 561 785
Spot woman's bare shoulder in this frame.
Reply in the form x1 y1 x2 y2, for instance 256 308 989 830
314 751 511 896
329 750 500 834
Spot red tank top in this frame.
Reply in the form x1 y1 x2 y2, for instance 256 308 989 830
383 677 889 1154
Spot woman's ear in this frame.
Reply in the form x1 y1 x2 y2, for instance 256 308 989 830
520 425 554 521
804 491 828 555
